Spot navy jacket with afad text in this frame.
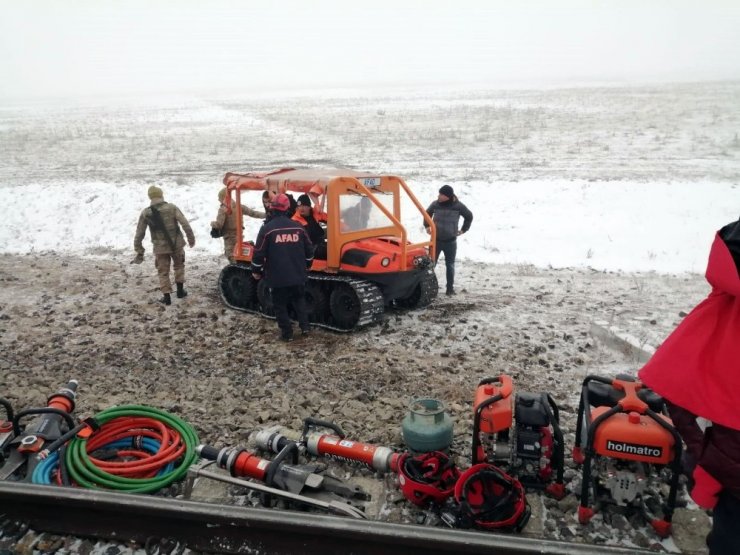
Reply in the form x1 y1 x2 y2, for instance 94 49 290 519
252 214 314 288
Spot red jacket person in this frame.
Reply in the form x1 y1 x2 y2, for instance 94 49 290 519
639 217 740 555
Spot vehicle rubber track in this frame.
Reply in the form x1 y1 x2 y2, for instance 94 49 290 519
401 266 438 308
219 265 385 333
417 266 439 307
310 274 385 331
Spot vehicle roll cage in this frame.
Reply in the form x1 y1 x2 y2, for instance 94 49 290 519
223 168 436 271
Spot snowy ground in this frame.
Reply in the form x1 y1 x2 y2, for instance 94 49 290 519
1 81 737 553
1 81 738 273
0 178 736 275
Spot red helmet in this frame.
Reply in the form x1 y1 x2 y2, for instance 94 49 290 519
270 193 290 212
454 463 530 531
397 451 460 507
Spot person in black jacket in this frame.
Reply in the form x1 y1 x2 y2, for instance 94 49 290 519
251 194 314 341
292 194 327 259
424 185 473 295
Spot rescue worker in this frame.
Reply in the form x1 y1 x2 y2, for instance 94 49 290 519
292 194 327 259
639 216 740 555
424 185 473 295
132 185 195 305
251 194 314 342
210 187 265 263
261 190 274 217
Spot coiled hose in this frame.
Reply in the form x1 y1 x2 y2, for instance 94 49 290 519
64 405 199 493
32 451 61 485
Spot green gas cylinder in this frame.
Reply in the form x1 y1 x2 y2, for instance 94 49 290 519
401 398 454 453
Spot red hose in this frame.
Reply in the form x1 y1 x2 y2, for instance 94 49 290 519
83 416 185 478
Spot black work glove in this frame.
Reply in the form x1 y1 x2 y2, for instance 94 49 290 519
210 227 222 239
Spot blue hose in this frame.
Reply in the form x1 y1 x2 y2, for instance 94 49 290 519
32 451 59 485
31 437 173 484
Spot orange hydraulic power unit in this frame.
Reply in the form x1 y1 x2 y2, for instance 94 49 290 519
572 374 682 538
472 376 565 498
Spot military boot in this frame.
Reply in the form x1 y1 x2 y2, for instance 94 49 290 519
176 282 187 299
159 293 172 306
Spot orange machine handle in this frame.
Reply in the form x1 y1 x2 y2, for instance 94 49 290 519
477 375 514 400
613 379 648 414
494 375 513 399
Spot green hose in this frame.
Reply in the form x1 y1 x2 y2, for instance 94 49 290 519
65 404 199 494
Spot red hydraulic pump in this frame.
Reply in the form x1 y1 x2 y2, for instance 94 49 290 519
472 375 565 499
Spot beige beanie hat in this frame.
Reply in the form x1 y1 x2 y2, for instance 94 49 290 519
148 185 163 199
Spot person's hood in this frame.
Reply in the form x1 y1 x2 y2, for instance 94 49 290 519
638 222 740 429
707 229 740 297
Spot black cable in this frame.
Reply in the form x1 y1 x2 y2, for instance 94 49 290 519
0 398 14 423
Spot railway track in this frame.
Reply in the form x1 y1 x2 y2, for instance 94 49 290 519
0 482 655 555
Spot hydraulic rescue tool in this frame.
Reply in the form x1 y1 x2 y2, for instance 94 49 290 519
251 417 530 532
196 440 369 507
253 418 401 473
573 374 682 538
304 419 460 508
184 459 367 519
0 379 78 481
252 420 463 511
472 375 565 498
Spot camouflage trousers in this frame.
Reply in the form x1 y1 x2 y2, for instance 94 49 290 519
154 251 185 293
223 236 236 264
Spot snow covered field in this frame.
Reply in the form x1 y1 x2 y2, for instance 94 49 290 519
1 81 738 273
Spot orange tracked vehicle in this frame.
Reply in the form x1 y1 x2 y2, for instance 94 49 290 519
218 168 438 331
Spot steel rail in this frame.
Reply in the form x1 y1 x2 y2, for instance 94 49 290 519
0 482 655 555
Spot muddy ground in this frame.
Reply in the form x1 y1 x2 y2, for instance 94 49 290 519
0 253 712 553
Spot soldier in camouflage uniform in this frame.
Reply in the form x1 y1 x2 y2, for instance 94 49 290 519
210 187 265 263
132 185 195 305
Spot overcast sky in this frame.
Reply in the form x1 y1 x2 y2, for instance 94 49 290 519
1 0 739 99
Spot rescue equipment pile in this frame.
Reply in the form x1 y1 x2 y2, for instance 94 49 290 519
0 372 685 538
